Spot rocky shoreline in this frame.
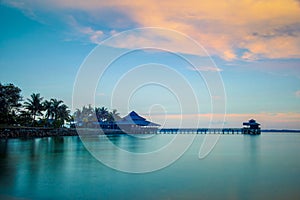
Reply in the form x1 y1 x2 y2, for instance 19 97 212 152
0 127 78 139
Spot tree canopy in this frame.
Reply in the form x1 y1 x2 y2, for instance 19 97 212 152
24 93 44 124
0 82 119 128
0 83 22 124
74 106 121 124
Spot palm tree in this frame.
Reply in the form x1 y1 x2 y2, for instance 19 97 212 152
24 93 44 125
73 105 95 127
107 109 121 122
95 107 101 122
43 100 54 120
51 98 63 120
73 108 82 122
84 104 95 122
49 98 71 127
95 106 109 122
56 104 71 127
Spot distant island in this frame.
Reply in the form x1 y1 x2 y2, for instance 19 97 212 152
262 129 300 133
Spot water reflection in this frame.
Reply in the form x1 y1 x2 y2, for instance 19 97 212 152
0 140 10 182
0 139 8 158
105 133 176 153
243 134 261 164
0 134 300 199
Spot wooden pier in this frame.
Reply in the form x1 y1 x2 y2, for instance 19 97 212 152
158 119 261 135
158 128 243 135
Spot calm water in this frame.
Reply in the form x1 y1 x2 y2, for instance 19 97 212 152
1 133 300 199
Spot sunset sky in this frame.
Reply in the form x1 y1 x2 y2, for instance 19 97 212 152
1 0 300 129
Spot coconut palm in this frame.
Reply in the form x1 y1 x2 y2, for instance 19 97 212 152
73 108 82 122
24 93 44 125
45 98 71 127
56 104 71 127
72 105 96 127
81 105 96 122
107 109 121 122
43 100 54 120
95 106 109 122
51 98 63 120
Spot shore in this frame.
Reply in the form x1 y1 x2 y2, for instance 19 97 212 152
0 127 78 139
0 127 130 139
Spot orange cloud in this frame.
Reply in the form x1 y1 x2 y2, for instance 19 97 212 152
4 0 300 60
100 0 300 60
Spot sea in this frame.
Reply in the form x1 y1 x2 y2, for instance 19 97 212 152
0 132 300 199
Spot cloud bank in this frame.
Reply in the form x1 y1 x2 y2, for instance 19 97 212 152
3 0 300 60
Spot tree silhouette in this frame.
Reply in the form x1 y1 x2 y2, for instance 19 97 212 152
24 93 44 125
95 106 109 122
0 83 22 124
41 98 71 128
50 99 63 120
43 99 54 120
107 109 121 122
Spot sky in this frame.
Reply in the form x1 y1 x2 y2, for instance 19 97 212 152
1 0 300 129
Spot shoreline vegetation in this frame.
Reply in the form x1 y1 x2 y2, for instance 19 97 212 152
0 83 123 137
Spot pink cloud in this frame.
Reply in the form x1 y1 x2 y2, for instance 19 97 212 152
149 112 300 129
4 0 300 60
295 90 300 98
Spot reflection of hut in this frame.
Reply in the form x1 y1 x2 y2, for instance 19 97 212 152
116 111 160 134
242 119 261 135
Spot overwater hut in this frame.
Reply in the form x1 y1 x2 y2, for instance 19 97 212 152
116 111 160 134
242 119 261 135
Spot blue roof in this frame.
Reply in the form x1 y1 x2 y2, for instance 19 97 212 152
116 111 160 126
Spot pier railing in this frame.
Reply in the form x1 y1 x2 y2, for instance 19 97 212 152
158 128 260 135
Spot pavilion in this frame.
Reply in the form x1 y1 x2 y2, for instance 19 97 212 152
116 111 160 133
242 119 261 134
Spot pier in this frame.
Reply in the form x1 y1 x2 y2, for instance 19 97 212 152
158 119 261 135
75 112 261 135
158 128 243 134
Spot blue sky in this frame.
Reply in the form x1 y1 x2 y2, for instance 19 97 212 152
1 1 300 128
